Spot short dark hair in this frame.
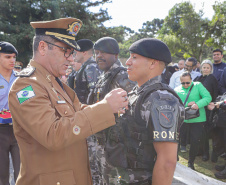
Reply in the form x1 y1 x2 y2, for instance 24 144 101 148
213 49 223 55
186 57 197 66
181 71 192 79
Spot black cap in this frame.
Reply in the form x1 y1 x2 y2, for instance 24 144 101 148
129 38 171 64
94 37 119 54
30 18 83 51
77 39 94 52
0 42 18 56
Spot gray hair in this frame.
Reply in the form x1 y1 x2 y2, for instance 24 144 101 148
33 35 57 55
200 59 213 74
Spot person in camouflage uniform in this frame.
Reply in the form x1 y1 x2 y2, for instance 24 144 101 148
70 39 101 104
67 57 81 89
69 39 102 185
104 38 185 184
89 37 136 184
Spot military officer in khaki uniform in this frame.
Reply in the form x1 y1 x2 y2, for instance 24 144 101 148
8 18 128 185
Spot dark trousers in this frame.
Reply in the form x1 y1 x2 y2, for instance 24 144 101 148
0 125 20 185
212 127 226 156
185 122 204 163
180 123 189 146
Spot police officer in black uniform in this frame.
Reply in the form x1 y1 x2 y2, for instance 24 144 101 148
68 39 101 104
104 38 185 184
67 39 102 184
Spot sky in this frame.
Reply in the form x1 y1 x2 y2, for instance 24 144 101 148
89 0 224 32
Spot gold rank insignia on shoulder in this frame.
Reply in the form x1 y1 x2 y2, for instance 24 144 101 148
16 66 36 77
73 125 81 135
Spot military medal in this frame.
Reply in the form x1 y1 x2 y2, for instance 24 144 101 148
73 125 81 135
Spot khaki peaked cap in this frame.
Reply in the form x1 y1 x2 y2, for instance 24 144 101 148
30 18 83 51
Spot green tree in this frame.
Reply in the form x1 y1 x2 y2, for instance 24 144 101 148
138 18 164 38
0 0 116 66
158 1 226 62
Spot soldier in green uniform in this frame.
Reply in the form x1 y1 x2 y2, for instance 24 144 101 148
104 38 185 184
89 37 136 184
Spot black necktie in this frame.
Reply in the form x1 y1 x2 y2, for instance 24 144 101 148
55 77 64 90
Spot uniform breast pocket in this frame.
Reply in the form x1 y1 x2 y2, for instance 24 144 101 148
0 88 7 106
55 104 74 117
39 170 76 185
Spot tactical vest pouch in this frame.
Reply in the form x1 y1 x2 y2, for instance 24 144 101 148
105 118 128 168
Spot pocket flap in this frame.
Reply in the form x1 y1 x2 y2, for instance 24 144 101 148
39 170 76 185
55 104 74 117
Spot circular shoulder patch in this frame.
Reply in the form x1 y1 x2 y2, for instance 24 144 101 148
73 125 81 135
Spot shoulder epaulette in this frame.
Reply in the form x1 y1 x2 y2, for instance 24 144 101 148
15 66 36 77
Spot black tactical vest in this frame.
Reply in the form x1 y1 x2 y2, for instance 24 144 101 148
74 60 96 104
104 83 184 170
93 67 126 103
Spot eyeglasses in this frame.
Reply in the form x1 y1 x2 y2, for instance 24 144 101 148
44 41 76 58
185 64 193 68
181 82 191 85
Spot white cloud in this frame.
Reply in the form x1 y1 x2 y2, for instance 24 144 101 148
89 0 224 31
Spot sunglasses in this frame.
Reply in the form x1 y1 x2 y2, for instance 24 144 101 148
181 82 191 85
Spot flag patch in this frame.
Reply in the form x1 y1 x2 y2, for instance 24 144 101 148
17 85 35 104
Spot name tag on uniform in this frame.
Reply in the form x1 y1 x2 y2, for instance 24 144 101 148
57 100 66 104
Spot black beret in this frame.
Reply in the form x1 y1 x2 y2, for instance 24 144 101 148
94 37 119 54
129 38 172 64
0 41 18 56
77 39 94 52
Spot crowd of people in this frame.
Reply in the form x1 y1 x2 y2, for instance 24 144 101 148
169 49 226 179
0 16 225 185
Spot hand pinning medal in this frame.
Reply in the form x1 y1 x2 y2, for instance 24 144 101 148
118 96 128 117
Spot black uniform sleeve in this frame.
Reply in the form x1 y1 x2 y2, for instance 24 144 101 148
141 90 182 143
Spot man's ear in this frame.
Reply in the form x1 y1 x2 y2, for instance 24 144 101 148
38 41 48 56
149 59 157 70
114 54 119 60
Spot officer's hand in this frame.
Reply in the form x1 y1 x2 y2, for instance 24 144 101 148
104 88 128 114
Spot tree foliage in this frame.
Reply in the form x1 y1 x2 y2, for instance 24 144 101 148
158 1 225 62
0 0 130 65
0 0 225 64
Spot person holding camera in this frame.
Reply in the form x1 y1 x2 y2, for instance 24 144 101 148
174 71 212 170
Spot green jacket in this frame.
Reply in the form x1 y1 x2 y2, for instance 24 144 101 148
174 81 212 123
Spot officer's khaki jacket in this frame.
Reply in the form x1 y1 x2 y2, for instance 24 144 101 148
9 60 115 185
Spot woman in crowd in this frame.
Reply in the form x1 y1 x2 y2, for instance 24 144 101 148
194 60 218 162
174 71 212 170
